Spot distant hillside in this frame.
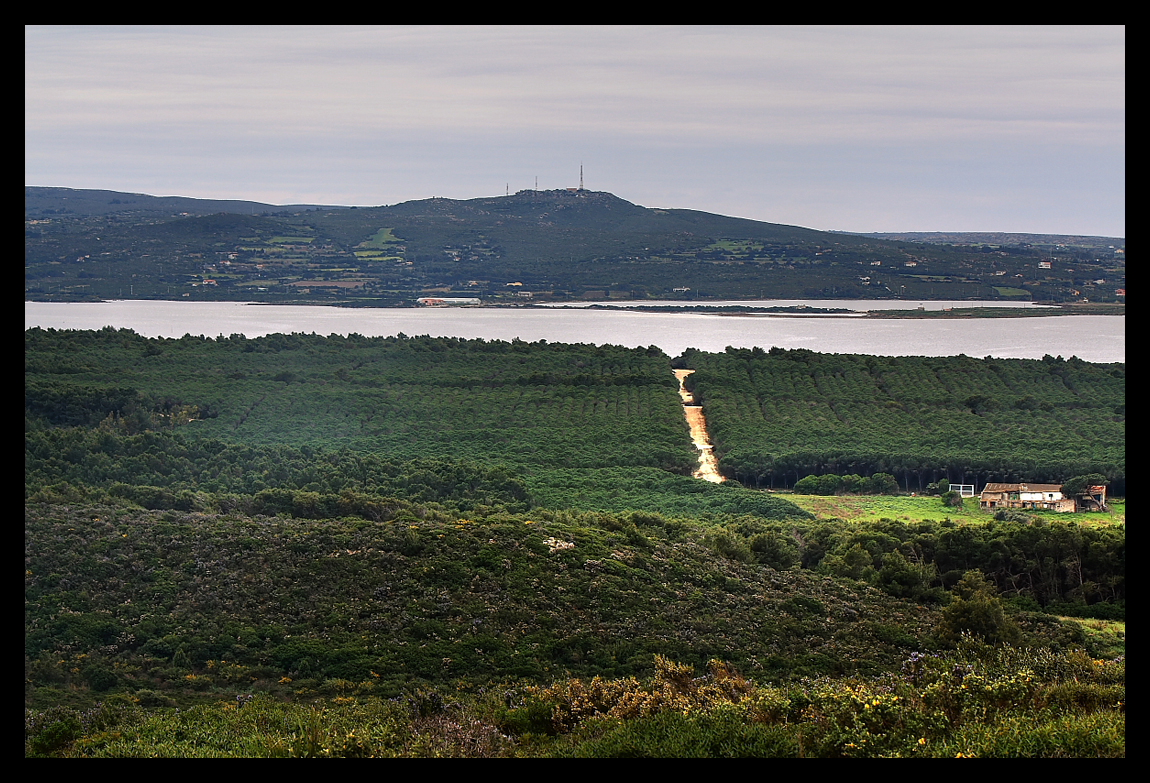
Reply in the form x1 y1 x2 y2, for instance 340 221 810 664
24 186 337 218
25 187 1125 304
854 231 1125 252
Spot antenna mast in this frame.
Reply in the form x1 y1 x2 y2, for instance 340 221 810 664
580 164 584 191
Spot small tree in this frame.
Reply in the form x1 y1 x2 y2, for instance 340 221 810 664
936 571 1020 646
877 549 936 600
867 473 900 495
820 543 875 581
840 473 866 494
793 475 820 494
816 473 844 495
1061 473 1108 498
749 532 799 570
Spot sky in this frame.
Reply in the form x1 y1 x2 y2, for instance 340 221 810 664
25 26 1125 237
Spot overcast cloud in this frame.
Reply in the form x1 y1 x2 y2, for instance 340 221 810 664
25 26 1124 236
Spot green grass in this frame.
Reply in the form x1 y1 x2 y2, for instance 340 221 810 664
1059 618 1125 659
784 494 984 523
361 228 402 248
784 494 1125 525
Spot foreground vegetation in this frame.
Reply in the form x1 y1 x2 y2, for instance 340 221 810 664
25 498 1124 757
27 648 1124 757
25 329 1124 756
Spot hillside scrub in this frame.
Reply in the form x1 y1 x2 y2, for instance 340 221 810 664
25 502 937 703
25 330 1124 757
27 647 1124 757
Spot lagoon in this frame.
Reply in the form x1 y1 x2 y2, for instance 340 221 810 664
24 300 1124 363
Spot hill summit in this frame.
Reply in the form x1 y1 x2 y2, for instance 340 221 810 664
25 186 1124 304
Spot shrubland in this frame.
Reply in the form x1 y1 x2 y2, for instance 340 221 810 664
25 329 1124 756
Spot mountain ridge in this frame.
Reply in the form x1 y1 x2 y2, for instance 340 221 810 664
25 186 1125 304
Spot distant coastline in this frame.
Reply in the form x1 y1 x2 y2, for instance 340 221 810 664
23 297 1124 319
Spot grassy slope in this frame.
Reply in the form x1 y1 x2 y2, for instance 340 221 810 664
785 494 1126 526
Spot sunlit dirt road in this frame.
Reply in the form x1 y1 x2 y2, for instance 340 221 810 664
673 369 724 483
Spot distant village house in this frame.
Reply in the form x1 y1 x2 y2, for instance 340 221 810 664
416 297 481 306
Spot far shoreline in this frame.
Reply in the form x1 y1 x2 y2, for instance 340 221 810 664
23 298 1124 319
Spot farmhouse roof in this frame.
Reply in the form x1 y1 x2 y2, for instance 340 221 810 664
981 483 1064 493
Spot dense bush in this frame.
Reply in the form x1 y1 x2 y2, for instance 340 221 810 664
793 472 899 495
27 649 1123 757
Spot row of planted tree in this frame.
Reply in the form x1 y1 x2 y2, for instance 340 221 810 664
27 329 1124 493
677 346 1124 493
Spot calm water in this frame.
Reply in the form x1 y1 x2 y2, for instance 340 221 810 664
25 301 1125 363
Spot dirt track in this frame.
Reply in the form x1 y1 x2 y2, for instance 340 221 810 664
673 369 724 483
